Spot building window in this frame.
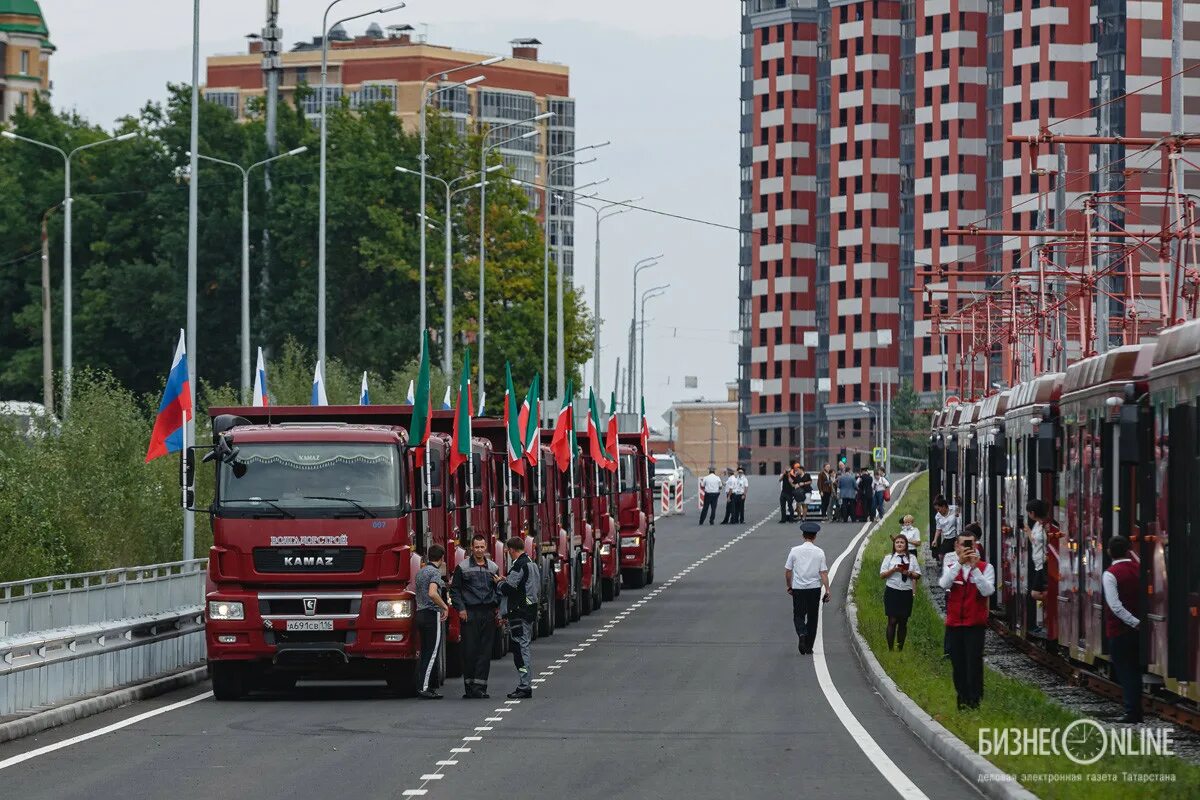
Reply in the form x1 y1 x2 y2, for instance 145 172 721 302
20 50 30 75
479 88 537 122
548 97 575 128
350 83 397 111
205 91 240 115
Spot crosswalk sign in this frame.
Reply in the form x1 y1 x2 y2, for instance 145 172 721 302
873 446 887 464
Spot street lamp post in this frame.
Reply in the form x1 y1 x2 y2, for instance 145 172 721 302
396 164 500 373
193 146 308 400
577 197 641 394
417 60 500 340
639 284 668 407
477 114 551 407
1 128 138 416
630 254 663 406
857 401 880 464
318 1 405 369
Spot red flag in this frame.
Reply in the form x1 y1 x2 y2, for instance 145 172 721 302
640 396 656 463
605 392 620 473
550 382 574 472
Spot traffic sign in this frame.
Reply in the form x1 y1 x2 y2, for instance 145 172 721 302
872 446 888 464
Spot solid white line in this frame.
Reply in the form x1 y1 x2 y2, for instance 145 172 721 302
812 475 927 800
0 690 213 772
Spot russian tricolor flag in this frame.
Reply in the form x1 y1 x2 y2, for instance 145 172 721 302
145 329 192 463
252 347 269 407
441 385 451 410
311 360 329 406
359 371 370 405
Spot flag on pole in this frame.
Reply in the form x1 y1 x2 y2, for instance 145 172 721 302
441 386 452 410
410 331 433 466
252 347 269 407
605 391 620 473
449 350 473 474
550 380 574 472
145 329 192 462
478 391 486 417
586 389 613 470
405 379 415 405
640 396 656 463
359 372 370 405
522 374 541 467
311 361 329 406
503 362 526 475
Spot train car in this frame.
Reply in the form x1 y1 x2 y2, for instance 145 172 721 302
1148 318 1200 702
975 390 1012 589
1058 344 1156 665
955 402 981 527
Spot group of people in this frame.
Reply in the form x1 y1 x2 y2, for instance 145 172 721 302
412 535 542 701
698 466 748 525
777 462 891 524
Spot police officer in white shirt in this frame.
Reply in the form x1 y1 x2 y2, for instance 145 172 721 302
720 467 748 525
699 467 723 525
784 522 831 654
734 467 749 523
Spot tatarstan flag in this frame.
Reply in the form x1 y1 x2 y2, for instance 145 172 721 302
605 391 620 473
503 362 526 476
550 380 574 472
449 351 473 474
409 331 433 466
522 373 540 467
640 396 656 463
587 388 613 470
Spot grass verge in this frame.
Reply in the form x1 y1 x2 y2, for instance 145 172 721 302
852 473 1199 799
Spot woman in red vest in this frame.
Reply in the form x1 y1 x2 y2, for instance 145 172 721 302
938 522 995 709
1103 536 1143 723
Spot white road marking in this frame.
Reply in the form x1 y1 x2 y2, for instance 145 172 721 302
813 475 928 800
0 690 213 772
463 736 482 742
420 774 444 780
485 717 503 722
451 747 471 753
436 760 458 766
474 726 493 732
403 791 428 797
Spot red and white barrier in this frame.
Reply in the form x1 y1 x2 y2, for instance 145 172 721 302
661 485 671 515
676 482 684 513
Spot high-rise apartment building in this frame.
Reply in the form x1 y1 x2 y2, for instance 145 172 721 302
0 0 53 123
741 0 1200 472
206 26 578 281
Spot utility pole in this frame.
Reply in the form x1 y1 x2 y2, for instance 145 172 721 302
1056 144 1068 368
260 0 281 344
40 206 55 413
184 0 200 563
709 410 716 471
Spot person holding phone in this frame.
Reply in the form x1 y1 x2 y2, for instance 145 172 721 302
784 521 832 655
938 522 995 709
879 533 921 650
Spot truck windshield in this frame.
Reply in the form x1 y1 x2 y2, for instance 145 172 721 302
619 454 639 492
219 442 402 514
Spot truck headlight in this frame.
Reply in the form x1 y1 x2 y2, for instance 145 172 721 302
599 543 612 556
620 536 641 548
208 601 244 620
376 599 413 619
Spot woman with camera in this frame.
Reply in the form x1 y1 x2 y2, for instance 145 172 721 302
879 533 921 650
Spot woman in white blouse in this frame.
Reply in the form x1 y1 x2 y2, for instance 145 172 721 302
880 533 922 650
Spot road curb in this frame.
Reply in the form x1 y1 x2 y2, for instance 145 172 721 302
0 665 207 745
843 476 1039 800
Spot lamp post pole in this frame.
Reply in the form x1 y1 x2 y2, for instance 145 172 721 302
631 254 663 404
194 147 308 400
577 197 640 393
1 128 138 416
319 1 405 367
639 285 668 407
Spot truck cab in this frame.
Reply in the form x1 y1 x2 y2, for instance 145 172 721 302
615 437 655 589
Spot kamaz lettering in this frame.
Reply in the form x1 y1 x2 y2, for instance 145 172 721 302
283 555 335 567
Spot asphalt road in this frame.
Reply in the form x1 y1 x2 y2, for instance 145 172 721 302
0 484 979 800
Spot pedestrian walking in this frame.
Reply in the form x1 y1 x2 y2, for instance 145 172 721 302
414 544 451 700
880 533 921 650
778 463 799 523
784 521 831 655
733 466 748 523
496 536 540 699
899 514 921 551
856 468 873 522
837 467 857 522
818 464 834 520
794 464 813 521
932 496 960 566
872 468 891 521
699 467 722 525
450 533 500 699
1103 535 1143 723
939 523 995 709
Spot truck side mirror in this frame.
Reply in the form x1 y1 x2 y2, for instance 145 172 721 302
428 489 443 508
472 488 483 506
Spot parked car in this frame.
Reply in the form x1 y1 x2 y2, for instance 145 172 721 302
651 453 684 496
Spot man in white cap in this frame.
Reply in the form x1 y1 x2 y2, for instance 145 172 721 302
784 521 831 654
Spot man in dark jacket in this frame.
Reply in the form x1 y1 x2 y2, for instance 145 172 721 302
496 536 540 699
450 533 500 699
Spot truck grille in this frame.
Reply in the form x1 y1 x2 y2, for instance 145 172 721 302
259 597 358 616
266 630 356 646
252 547 365 573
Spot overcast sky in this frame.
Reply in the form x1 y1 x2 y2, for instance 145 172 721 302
44 0 739 427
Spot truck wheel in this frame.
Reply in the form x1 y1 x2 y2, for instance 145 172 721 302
385 661 419 697
571 558 583 622
555 585 569 628
601 575 615 602
538 573 554 637
209 662 247 701
623 568 645 590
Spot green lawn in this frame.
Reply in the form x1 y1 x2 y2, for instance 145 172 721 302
852 473 1200 799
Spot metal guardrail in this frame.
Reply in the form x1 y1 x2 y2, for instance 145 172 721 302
0 560 209 718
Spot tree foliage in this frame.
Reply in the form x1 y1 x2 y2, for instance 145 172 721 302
0 89 592 406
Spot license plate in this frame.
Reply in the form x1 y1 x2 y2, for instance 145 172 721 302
285 619 333 631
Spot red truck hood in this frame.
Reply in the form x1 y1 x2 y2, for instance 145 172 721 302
210 515 411 587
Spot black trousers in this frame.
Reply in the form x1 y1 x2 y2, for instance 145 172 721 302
1109 631 1142 719
945 625 986 707
416 609 442 692
780 492 794 521
820 492 832 518
460 605 497 691
840 497 855 522
700 492 719 524
721 495 735 524
791 588 822 648
734 494 745 523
